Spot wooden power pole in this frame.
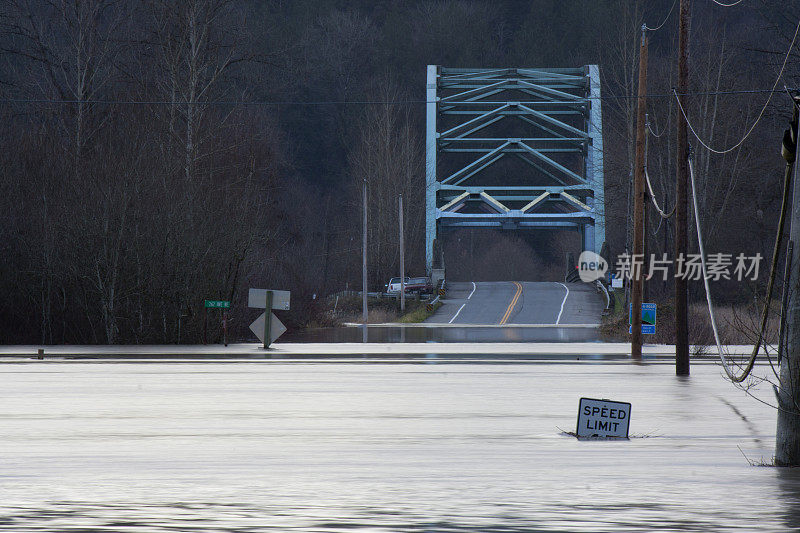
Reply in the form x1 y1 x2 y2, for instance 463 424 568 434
362 178 368 343
399 194 406 313
631 25 648 360
675 0 691 375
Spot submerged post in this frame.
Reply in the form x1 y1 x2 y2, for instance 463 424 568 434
631 25 648 360
675 0 691 376
362 177 368 343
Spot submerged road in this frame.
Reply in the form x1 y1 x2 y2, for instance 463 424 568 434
428 281 605 326
0 361 784 532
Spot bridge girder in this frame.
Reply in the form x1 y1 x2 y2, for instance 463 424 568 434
425 66 605 274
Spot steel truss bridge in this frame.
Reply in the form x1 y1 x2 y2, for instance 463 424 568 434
425 65 605 274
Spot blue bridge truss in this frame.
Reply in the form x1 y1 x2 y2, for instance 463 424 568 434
425 65 605 273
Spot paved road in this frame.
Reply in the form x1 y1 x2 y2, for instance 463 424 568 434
427 281 605 326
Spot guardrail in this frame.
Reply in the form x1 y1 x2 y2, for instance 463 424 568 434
595 279 611 311
329 290 434 301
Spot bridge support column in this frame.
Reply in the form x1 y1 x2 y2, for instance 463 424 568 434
425 65 438 275
583 223 595 254
586 65 606 256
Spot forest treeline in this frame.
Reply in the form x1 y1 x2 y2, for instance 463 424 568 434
0 0 797 343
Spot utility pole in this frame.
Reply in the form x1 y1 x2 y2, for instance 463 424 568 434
631 25 648 360
362 178 368 343
675 0 691 375
644 114 651 304
399 194 406 313
775 94 799 465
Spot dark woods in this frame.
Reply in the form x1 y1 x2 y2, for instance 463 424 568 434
0 1 795 343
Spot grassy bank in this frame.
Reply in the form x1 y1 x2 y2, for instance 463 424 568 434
308 294 439 327
600 296 779 346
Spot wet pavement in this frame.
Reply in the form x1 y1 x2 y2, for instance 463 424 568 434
428 281 606 326
0 359 797 531
283 324 601 343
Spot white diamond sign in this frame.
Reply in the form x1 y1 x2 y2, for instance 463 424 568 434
249 312 287 344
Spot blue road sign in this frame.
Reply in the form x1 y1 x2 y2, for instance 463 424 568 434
629 303 656 334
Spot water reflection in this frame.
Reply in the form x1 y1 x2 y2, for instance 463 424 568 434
0 361 787 532
777 467 800 530
283 325 601 343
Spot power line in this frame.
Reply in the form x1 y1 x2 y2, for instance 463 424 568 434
647 120 667 138
645 168 675 218
689 155 786 384
674 17 800 154
645 0 678 31
710 0 745 6
0 88 796 107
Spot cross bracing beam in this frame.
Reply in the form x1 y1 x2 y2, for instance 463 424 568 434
442 221 582 229
516 104 589 138
436 191 594 209
517 80 583 101
443 110 584 116
516 116 588 151
440 137 588 142
425 65 605 273
438 104 511 138
440 147 584 153
521 192 549 213
479 192 510 213
439 117 506 145
438 185 594 193
451 153 505 186
515 141 585 182
513 153 569 186
440 80 509 102
441 141 511 184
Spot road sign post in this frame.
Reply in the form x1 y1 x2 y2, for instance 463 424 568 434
203 300 230 345
222 311 229 347
264 291 273 349
248 288 290 349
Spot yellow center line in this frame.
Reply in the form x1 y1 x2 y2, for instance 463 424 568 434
499 281 522 325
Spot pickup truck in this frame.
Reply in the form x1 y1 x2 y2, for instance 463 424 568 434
385 277 408 293
385 276 433 295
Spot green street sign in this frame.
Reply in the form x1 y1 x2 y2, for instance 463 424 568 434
204 300 230 309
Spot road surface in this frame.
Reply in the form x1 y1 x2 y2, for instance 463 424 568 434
428 281 605 326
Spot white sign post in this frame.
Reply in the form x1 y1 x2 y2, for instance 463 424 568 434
576 397 631 438
248 288 290 348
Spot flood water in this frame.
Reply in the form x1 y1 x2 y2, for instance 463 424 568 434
282 325 601 343
1 360 798 531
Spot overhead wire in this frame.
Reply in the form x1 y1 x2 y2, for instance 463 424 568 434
647 120 667 138
645 169 676 218
644 115 676 218
644 0 678 32
674 17 800 154
710 0 745 6
689 151 792 383
0 89 797 107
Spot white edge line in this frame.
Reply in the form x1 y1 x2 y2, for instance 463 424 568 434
468 281 476 299
448 303 466 324
556 282 569 325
